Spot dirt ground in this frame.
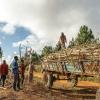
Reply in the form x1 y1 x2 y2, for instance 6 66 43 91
0 81 78 100
0 72 100 100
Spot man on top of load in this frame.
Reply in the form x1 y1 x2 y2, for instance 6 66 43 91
58 32 67 49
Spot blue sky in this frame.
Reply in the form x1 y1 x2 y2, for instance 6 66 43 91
0 22 32 62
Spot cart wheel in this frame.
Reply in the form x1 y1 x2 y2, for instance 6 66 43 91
70 77 78 87
56 74 60 80
43 71 48 84
45 73 54 89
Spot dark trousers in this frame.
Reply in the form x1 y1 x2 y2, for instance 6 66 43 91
0 78 1 85
29 73 33 82
1 75 6 87
13 74 20 90
21 74 24 85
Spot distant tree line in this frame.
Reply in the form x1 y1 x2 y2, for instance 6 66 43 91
68 25 99 47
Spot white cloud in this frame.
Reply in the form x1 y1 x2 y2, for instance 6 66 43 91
12 34 49 53
3 52 20 64
0 42 1 44
0 0 100 51
2 55 12 64
0 0 87 39
13 35 38 47
13 51 17 55
0 41 2 45
1 23 16 35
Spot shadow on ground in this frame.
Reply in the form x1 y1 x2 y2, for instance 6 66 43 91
51 86 97 100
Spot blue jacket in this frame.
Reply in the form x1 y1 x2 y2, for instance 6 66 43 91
12 60 19 75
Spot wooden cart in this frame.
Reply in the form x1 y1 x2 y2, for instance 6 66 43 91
41 44 100 88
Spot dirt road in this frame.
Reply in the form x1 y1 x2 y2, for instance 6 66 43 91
0 81 79 100
0 72 100 100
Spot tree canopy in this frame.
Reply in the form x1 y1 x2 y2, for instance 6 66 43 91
41 46 53 56
69 25 95 47
31 52 40 62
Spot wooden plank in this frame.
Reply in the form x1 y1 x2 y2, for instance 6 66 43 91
67 93 96 97
45 70 95 77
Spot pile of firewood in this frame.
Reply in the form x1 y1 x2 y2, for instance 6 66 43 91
43 43 100 61
42 43 100 74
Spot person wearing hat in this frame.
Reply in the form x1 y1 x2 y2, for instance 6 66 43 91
11 56 20 91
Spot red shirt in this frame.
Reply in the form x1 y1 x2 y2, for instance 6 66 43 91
20 64 25 75
0 64 8 75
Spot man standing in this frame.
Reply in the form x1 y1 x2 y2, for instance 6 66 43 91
0 60 8 87
59 32 67 49
12 56 20 91
28 61 34 83
19 59 25 85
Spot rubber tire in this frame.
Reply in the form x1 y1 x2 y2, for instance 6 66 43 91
70 77 78 87
46 73 54 89
43 71 48 83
